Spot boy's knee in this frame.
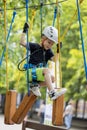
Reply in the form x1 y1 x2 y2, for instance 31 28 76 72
43 68 50 74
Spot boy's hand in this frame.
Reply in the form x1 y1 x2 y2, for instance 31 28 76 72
23 22 29 33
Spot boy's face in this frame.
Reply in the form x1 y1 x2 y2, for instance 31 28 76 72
43 38 54 50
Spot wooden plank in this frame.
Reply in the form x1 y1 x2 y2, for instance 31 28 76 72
12 91 37 124
4 90 17 124
52 95 64 125
22 120 66 130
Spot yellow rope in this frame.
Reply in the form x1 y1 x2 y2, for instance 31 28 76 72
61 10 77 41
80 0 84 4
3 0 9 91
29 9 36 40
54 0 62 88
61 0 84 41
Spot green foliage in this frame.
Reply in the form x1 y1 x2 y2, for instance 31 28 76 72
0 0 87 102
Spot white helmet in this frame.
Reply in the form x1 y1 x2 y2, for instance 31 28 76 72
42 26 58 43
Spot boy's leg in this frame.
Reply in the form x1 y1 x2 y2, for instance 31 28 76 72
30 67 67 100
43 68 67 100
29 68 43 97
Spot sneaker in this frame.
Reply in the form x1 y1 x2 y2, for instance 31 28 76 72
30 84 41 97
49 88 67 100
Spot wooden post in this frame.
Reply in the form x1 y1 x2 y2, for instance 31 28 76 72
52 95 64 125
4 90 17 124
12 92 37 124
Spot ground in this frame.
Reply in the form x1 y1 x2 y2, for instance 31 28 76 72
0 114 86 130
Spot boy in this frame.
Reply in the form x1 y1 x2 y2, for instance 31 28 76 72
20 23 67 100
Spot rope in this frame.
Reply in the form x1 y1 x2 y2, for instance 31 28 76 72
3 0 68 11
76 0 87 80
51 1 62 89
52 6 57 26
61 0 84 41
80 0 84 4
40 0 43 37
0 10 16 66
61 10 77 41
3 0 8 90
25 0 30 95
56 0 62 88
29 9 36 40
52 5 58 88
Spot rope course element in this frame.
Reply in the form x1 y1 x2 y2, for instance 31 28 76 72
29 9 36 40
40 0 43 37
3 0 8 90
52 6 57 27
1 0 68 11
61 0 84 41
0 8 3 18
0 10 16 67
56 0 62 88
52 4 59 88
76 0 87 80
25 0 30 95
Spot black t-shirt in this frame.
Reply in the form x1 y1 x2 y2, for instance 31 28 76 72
27 42 54 66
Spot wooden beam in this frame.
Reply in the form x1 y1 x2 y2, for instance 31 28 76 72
52 95 64 125
4 90 17 124
12 92 37 124
22 120 66 130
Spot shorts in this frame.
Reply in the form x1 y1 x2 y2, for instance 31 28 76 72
29 67 45 82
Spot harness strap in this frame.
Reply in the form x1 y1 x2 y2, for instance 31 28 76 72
24 63 44 70
32 68 37 82
24 63 44 83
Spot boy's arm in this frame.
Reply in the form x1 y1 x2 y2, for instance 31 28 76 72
20 22 29 47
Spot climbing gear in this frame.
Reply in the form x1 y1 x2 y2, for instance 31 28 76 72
42 26 58 43
49 88 67 100
23 63 45 82
24 63 44 70
29 67 45 82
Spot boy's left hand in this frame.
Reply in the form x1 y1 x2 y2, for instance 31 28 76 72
23 22 29 33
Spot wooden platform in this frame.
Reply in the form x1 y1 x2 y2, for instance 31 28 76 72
52 95 64 125
22 120 66 130
4 90 17 124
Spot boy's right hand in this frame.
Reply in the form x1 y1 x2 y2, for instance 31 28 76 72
23 22 29 33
